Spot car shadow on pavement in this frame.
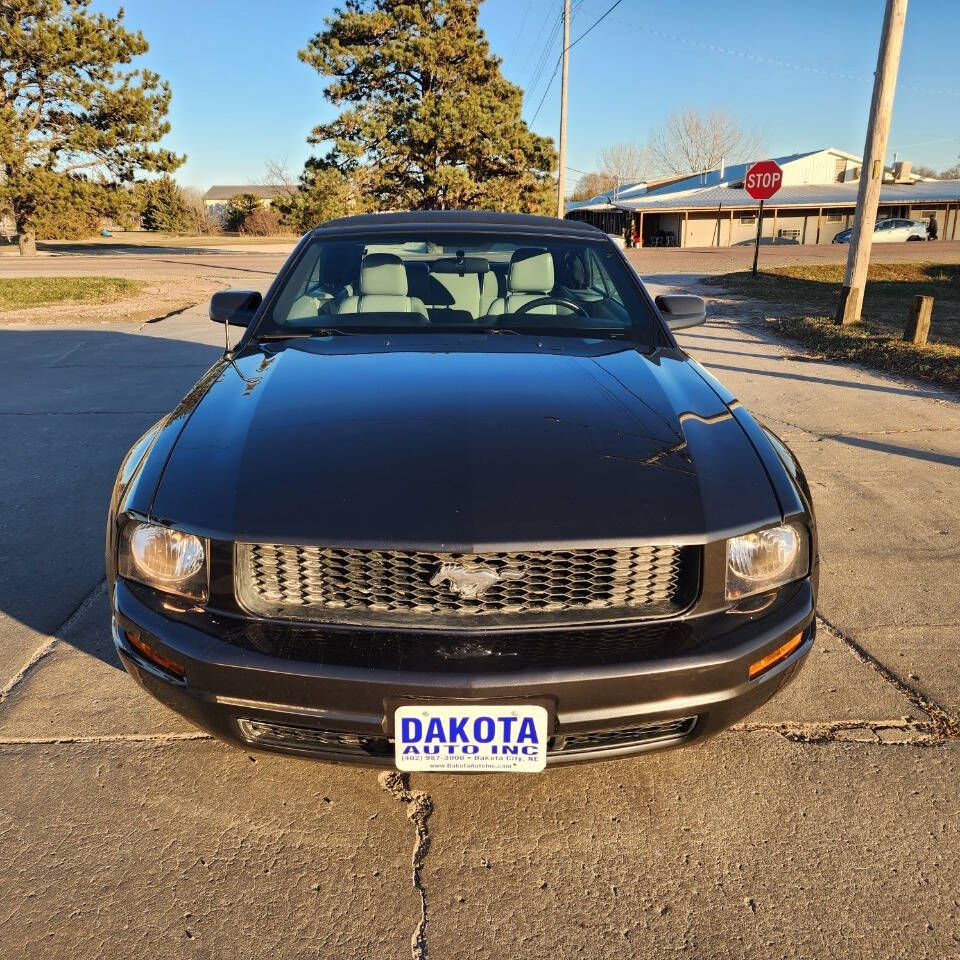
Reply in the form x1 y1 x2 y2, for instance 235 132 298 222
0 326 222 672
828 433 960 468
701 359 945 401
677 342 777 361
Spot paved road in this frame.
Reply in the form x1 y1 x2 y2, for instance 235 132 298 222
0 249 291 281
3 237 960 283
627 238 960 276
1 250 959 959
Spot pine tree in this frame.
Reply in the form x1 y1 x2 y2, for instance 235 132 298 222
272 167 370 231
139 176 190 233
298 0 557 214
222 193 263 232
0 0 183 254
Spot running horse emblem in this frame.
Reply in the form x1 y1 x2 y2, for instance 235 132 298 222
430 562 524 600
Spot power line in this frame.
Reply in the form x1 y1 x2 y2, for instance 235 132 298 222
525 0 589 109
530 0 625 123
527 8 562 87
609 19 960 98
526 13 562 96
565 0 625 54
893 135 960 150
519 0 557 76
530 56 562 123
506 0 535 64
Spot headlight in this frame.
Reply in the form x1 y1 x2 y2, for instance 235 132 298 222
725 523 809 600
118 521 208 601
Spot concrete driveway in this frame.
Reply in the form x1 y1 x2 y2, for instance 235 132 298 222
1 251 959 959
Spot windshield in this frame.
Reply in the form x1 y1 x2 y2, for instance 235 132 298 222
256 231 664 345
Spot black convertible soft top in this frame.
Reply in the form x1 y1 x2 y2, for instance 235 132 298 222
313 209 601 237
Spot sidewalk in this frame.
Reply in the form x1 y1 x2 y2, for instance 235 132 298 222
678 300 960 722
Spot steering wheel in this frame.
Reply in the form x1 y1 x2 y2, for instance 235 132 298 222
513 296 589 317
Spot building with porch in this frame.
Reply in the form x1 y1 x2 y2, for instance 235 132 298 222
565 148 960 247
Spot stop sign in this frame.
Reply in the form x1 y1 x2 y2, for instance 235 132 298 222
744 160 783 201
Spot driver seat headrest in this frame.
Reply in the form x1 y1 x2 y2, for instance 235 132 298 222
359 253 408 296
508 249 554 294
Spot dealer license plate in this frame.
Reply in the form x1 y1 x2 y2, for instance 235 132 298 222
394 704 549 773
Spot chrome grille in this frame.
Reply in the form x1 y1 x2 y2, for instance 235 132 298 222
236 543 686 625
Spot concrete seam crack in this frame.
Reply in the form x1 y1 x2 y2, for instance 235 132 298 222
0 732 213 746
818 614 960 740
378 771 434 960
0 580 106 707
732 719 946 746
760 415 960 444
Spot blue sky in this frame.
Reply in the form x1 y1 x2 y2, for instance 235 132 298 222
93 0 960 189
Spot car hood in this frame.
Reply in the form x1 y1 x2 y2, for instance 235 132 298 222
150 334 782 548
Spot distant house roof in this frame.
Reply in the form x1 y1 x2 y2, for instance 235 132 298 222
203 184 294 202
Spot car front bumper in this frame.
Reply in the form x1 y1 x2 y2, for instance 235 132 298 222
112 578 815 768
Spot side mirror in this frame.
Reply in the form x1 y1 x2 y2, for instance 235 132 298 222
656 294 706 331
210 290 262 327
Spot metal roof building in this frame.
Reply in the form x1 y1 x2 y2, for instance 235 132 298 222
565 148 960 247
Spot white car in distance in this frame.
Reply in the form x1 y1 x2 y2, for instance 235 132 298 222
833 218 929 244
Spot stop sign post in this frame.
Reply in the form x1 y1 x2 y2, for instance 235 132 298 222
745 160 783 275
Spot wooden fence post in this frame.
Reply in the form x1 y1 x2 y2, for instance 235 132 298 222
903 295 933 345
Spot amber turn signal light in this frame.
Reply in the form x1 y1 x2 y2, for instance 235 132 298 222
124 629 186 680
748 631 804 680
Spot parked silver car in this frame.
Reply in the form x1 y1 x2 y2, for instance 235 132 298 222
833 218 927 244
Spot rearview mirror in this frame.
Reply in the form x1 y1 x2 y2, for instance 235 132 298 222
655 294 706 331
210 290 262 327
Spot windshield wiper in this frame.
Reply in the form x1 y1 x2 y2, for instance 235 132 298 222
256 327 361 340
490 325 634 340
435 325 520 335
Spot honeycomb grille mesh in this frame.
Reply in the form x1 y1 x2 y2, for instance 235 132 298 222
236 543 685 625
553 717 697 754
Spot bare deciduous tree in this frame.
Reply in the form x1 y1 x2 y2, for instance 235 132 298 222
913 160 960 180
569 171 618 201
261 159 300 198
568 143 649 201
646 109 765 177
181 187 218 234
598 143 648 186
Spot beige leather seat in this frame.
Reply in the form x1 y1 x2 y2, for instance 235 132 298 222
427 263 500 323
287 290 333 322
485 249 563 316
336 253 428 317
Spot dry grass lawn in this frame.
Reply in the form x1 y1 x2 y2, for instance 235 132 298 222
0 276 145 312
708 262 960 390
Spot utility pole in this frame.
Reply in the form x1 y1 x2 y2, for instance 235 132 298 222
836 0 908 326
556 0 570 219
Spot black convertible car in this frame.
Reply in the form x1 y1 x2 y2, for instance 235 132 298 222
107 211 817 771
